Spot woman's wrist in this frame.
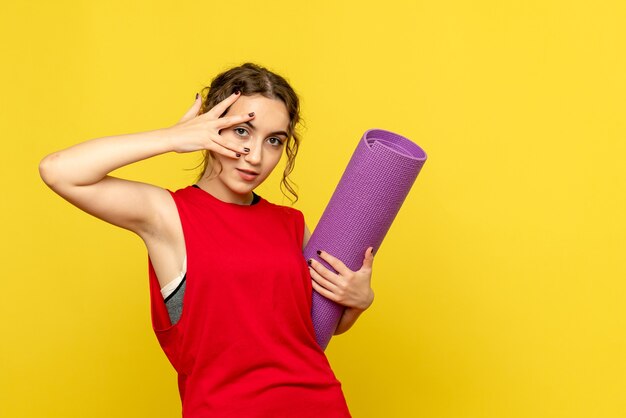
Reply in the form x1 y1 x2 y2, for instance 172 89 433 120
355 290 374 311
150 127 180 154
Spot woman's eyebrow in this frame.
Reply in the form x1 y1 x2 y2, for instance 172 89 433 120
242 121 288 137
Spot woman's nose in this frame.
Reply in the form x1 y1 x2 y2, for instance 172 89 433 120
243 141 262 165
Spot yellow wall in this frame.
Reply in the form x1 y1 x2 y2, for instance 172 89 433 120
2 1 625 417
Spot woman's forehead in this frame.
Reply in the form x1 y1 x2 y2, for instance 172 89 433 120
226 94 290 130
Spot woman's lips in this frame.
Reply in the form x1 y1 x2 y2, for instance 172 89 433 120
236 168 259 181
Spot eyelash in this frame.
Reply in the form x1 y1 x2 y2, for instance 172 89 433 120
268 137 284 146
234 127 284 146
234 127 248 137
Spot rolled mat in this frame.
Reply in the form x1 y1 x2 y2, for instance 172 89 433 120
304 128 427 350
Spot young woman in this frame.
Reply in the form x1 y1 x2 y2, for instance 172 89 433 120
39 63 374 417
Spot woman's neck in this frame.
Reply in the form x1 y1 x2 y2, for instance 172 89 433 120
196 177 254 205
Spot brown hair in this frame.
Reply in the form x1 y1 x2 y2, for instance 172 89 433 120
196 62 302 204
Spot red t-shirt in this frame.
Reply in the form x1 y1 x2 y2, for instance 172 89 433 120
148 186 351 417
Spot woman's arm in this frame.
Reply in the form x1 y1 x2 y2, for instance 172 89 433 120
334 306 368 335
40 128 179 236
39 92 253 239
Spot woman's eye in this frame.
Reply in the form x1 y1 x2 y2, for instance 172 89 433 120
267 137 284 146
234 127 248 137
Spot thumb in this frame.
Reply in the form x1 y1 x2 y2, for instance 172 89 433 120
177 93 202 124
362 246 375 270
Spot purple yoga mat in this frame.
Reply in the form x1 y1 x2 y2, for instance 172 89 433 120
304 128 427 350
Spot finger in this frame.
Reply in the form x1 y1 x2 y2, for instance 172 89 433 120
309 264 340 292
317 250 351 276
311 279 340 303
206 90 241 119
362 247 375 270
177 92 202 124
215 111 256 130
210 145 243 159
207 134 247 158
308 258 342 286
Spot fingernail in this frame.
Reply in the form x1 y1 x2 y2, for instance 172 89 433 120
307 259 312 266
234 90 241 95
195 93 199 100
248 112 255 117
316 250 321 255
243 147 250 153
236 153 241 157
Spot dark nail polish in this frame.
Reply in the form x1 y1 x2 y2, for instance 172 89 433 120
307 259 312 266
235 90 241 95
236 153 241 157
316 250 321 255
243 147 250 153
195 93 199 100
248 112 255 117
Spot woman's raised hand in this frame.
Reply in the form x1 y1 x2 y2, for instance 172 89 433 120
163 91 255 157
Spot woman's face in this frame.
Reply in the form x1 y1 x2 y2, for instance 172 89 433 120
209 94 290 200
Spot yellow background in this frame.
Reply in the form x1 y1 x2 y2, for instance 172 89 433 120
1 1 625 417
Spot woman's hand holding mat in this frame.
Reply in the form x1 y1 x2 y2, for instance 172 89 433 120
308 247 375 335
308 248 375 311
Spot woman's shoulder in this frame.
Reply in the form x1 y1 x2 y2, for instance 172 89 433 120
262 200 305 244
262 199 305 228
263 198 303 216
